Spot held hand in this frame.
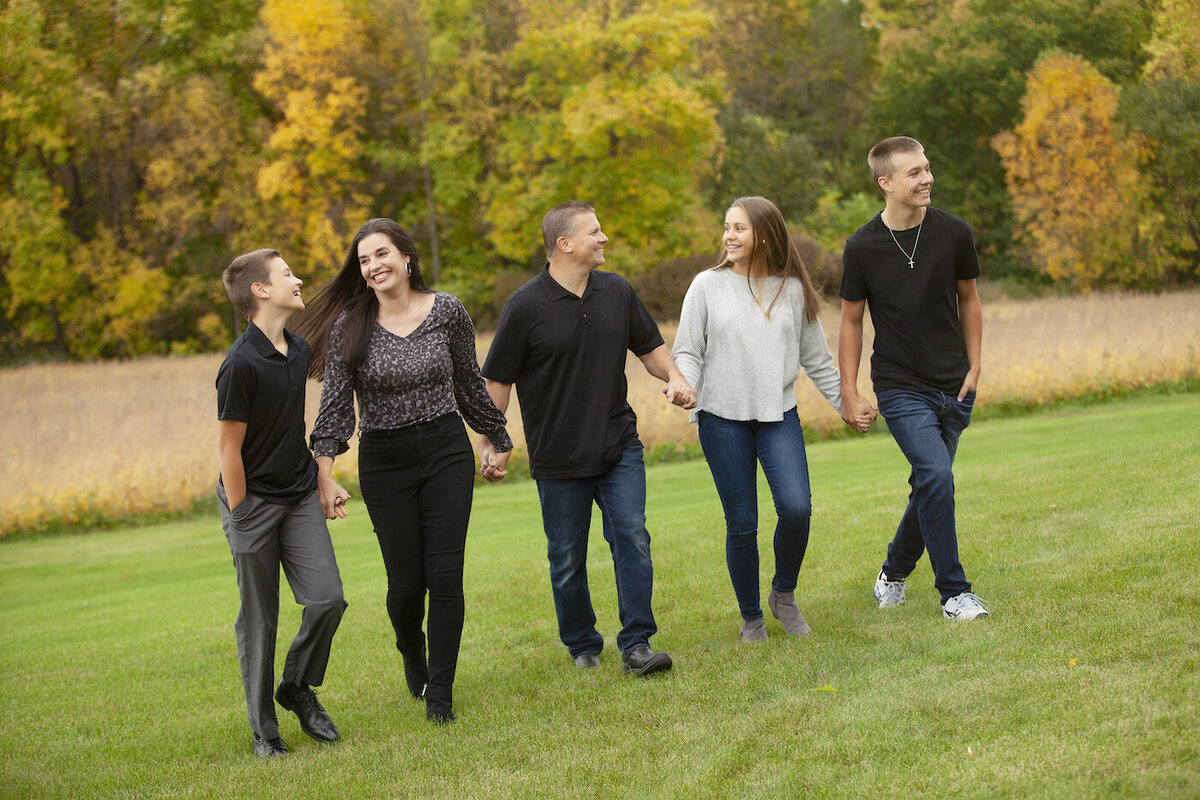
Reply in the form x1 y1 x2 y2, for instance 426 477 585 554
841 393 876 434
663 378 697 410
477 437 510 483
317 474 351 520
482 450 511 483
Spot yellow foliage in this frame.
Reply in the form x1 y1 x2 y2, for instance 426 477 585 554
992 52 1158 289
251 0 372 279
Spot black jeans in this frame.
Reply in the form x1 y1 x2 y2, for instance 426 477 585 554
358 413 475 709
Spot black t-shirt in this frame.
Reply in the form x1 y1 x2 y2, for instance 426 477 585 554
216 322 318 504
840 207 981 394
482 265 664 479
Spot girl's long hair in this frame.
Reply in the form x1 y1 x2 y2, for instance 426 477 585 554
292 218 433 381
711 196 822 322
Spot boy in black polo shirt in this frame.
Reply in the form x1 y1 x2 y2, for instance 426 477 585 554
217 249 348 757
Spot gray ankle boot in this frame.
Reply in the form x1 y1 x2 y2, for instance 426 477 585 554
740 617 767 643
768 589 812 636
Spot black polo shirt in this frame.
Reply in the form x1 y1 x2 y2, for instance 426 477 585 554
482 265 664 479
840 207 981 394
216 322 318 504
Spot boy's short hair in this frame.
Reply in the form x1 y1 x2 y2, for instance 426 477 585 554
868 136 925 193
542 201 595 259
223 249 281 320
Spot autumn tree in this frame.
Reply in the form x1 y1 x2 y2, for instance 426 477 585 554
355 0 522 309
992 52 1162 289
486 0 724 272
252 0 373 284
704 0 874 222
868 0 1156 274
1121 0 1200 280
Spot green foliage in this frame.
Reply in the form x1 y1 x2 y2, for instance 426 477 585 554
1120 0 1200 280
486 0 724 273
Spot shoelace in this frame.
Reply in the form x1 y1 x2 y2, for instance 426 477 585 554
296 688 326 716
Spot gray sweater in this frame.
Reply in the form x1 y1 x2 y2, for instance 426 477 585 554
672 268 842 422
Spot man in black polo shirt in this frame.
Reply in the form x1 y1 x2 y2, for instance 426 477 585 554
479 201 696 675
838 136 989 622
216 249 347 757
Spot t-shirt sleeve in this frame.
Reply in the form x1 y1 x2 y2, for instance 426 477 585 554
481 294 526 384
626 282 664 357
956 221 983 280
839 239 867 302
216 354 253 423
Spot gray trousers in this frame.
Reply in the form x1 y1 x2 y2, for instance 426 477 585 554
217 485 347 740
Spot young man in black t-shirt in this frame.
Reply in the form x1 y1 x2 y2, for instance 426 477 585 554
216 249 347 757
838 136 990 621
479 202 696 675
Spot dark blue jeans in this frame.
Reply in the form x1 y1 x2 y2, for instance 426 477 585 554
876 389 975 603
535 444 658 658
697 408 813 621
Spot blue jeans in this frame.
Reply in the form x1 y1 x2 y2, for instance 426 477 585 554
697 408 813 621
876 389 975 603
535 444 657 657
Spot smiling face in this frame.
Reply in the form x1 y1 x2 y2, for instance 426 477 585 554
358 231 410 293
880 148 934 211
723 205 755 268
258 256 304 312
562 212 608 268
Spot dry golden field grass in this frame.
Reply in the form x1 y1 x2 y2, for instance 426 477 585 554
3 288 1198 537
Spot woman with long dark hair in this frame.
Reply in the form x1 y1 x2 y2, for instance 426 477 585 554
672 197 872 643
293 218 512 723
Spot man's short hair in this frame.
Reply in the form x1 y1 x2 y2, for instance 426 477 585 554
542 201 595 260
223 248 281 320
868 136 925 193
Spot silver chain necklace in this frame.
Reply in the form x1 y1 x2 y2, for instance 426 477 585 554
885 215 923 269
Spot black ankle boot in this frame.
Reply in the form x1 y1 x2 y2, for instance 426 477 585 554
400 645 428 701
424 683 455 724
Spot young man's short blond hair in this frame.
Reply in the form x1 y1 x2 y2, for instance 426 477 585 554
868 136 924 196
222 249 281 320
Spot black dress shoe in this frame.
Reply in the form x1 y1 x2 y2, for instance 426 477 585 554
275 680 340 742
573 652 600 668
251 733 289 758
401 646 429 700
622 644 673 676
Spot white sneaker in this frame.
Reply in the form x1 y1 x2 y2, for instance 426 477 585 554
942 592 989 621
873 570 906 608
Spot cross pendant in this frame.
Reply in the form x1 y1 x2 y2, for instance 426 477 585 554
908 259 915 269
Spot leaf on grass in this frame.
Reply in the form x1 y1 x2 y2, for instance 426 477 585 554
808 685 837 692
1068 658 1078 667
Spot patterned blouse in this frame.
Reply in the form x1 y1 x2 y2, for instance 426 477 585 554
310 292 513 458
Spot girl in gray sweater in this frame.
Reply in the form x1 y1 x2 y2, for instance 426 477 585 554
672 196 872 643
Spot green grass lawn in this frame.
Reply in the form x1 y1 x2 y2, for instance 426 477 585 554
1 394 1197 799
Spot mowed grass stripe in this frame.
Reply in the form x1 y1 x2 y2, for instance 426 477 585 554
0 393 1196 799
